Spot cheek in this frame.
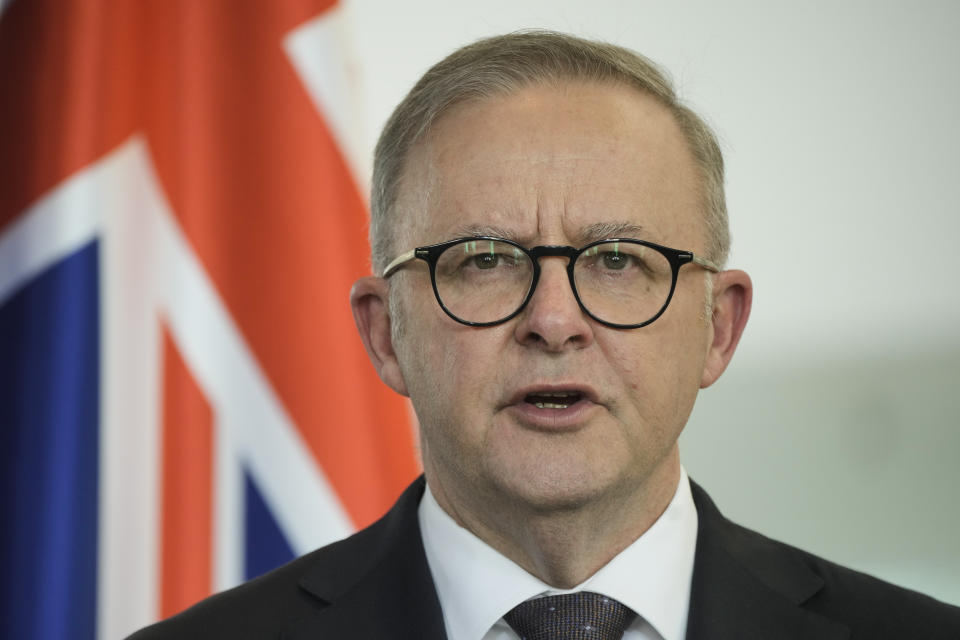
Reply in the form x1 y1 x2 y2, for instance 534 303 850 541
431 329 505 417
604 318 708 424
403 326 511 482
657 321 711 426
619 352 678 428
396 310 501 433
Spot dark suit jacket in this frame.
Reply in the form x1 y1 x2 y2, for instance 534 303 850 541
129 476 960 639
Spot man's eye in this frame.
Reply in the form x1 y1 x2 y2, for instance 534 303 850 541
601 252 630 270
472 253 500 269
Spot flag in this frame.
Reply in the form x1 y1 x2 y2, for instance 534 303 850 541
0 2 419 638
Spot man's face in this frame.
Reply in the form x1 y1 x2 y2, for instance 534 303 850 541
389 81 715 519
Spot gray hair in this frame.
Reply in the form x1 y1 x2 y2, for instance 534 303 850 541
370 29 730 276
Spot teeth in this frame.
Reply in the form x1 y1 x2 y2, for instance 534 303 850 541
525 390 582 409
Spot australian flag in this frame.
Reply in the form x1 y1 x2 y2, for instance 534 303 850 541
0 2 418 638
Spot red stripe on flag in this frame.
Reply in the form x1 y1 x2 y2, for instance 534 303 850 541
0 1 137 231
159 326 214 618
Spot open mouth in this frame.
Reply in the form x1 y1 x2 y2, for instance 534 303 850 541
524 391 583 410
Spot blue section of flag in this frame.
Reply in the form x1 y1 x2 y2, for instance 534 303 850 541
243 471 296 581
0 241 101 640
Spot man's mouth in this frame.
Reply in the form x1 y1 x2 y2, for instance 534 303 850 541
524 391 584 410
505 385 599 429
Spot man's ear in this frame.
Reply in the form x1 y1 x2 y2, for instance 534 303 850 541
700 269 752 389
350 276 409 397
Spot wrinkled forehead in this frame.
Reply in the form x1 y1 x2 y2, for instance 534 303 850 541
392 81 704 252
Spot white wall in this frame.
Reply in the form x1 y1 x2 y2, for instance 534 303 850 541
344 0 960 605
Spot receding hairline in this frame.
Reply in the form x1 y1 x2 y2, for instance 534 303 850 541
371 30 729 275
390 76 711 247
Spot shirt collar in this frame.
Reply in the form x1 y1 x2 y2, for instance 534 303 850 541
418 468 698 640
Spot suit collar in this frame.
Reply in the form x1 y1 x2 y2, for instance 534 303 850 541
288 476 448 639
283 476 852 639
686 481 850 640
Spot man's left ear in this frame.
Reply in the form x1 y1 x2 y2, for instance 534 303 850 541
700 269 752 388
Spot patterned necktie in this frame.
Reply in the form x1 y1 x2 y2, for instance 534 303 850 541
504 591 637 640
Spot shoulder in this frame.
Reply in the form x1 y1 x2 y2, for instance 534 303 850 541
127 477 430 640
126 548 330 640
689 480 960 638
790 539 960 636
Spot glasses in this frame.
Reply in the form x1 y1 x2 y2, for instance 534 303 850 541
382 236 720 329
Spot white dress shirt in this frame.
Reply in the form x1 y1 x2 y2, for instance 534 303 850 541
418 468 698 640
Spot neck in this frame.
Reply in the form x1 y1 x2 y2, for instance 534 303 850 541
427 451 681 588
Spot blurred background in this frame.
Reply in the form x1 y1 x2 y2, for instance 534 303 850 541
1 1 957 638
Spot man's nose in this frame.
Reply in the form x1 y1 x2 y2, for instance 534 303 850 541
513 258 595 351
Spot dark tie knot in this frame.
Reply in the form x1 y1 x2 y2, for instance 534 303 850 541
504 591 637 640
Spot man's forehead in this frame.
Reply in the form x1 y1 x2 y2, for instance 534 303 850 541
392 81 701 251
407 80 679 169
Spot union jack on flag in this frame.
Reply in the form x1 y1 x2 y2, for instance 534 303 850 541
0 2 419 638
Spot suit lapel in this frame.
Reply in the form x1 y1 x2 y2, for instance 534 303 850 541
285 477 448 639
685 482 849 640
277 476 854 639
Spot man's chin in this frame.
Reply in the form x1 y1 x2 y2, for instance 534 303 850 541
480 426 634 514
489 465 620 515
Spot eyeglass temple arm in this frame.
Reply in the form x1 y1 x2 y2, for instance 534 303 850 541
692 254 721 273
382 249 417 277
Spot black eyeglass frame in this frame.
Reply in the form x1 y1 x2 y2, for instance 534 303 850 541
382 236 720 329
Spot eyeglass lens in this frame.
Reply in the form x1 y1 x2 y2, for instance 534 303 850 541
432 239 674 326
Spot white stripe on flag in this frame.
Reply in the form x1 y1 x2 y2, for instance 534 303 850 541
95 137 355 638
97 138 166 640
285 3 369 192
0 158 103 306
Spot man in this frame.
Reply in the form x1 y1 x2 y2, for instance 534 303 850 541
131 30 960 639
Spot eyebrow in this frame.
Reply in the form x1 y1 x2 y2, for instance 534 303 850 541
580 222 651 244
445 220 653 245
448 223 519 241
